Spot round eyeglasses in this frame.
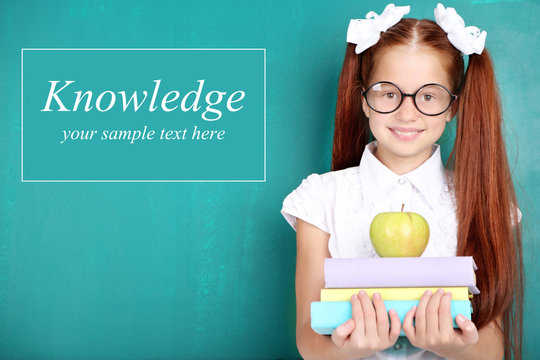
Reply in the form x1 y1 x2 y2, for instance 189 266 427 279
361 81 458 116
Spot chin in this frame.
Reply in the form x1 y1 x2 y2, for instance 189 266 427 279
380 142 430 159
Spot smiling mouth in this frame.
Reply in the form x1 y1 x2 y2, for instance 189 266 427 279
388 128 424 140
392 129 424 136
389 128 425 136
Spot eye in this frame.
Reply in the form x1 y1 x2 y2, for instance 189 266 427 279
383 92 397 99
422 94 435 101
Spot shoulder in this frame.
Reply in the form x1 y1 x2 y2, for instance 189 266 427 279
299 166 360 202
288 165 361 195
280 165 361 233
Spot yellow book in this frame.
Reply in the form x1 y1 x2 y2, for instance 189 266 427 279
320 287 472 301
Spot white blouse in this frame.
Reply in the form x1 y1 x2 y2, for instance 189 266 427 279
281 141 458 359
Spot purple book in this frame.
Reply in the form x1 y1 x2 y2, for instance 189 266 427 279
324 256 479 294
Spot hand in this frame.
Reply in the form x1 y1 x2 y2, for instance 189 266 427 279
402 289 479 359
331 290 401 359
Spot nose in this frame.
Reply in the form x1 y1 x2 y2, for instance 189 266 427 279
396 95 420 120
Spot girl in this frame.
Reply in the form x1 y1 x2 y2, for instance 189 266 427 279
281 3 523 360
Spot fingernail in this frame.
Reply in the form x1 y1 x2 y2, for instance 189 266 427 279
359 290 367 296
447 291 453 298
389 309 396 316
437 288 444 294
424 290 432 296
456 315 465 324
373 292 380 300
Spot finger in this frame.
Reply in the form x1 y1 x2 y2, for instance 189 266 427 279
439 291 454 335
332 318 356 347
402 305 417 344
358 290 377 337
426 288 444 334
456 315 479 345
372 292 389 338
388 308 402 343
415 289 432 337
351 293 365 336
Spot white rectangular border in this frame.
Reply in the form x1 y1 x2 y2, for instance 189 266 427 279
21 48 266 183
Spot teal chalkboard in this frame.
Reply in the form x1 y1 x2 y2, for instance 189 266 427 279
1 0 538 359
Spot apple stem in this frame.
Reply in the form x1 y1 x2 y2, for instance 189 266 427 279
401 204 405 212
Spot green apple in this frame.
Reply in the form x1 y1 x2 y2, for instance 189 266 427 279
369 205 430 257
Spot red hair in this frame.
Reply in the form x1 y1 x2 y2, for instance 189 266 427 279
332 18 523 359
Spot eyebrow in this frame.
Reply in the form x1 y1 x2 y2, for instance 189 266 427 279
376 81 451 91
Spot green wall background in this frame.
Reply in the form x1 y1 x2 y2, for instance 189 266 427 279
1 0 538 358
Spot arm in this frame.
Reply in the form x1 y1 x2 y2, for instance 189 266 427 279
295 219 401 360
447 316 503 360
295 218 350 359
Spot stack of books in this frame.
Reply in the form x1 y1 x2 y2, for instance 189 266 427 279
311 256 479 335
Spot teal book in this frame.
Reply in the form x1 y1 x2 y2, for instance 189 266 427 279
311 300 473 336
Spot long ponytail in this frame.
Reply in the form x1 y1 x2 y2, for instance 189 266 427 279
449 49 524 360
332 43 370 171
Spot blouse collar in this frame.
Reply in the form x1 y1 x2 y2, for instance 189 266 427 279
358 141 449 210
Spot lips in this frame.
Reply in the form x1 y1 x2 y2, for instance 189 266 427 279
389 127 424 140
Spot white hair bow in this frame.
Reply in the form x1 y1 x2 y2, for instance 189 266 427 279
347 3 410 54
434 3 487 55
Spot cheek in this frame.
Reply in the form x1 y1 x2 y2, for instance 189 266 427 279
432 119 448 135
443 107 455 123
368 116 388 137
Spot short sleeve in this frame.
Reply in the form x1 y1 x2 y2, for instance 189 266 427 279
280 173 330 234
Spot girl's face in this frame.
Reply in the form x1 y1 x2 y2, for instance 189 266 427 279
361 45 456 173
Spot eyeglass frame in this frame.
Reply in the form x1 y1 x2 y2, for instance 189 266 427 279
361 81 458 116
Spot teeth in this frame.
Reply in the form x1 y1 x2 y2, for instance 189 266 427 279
394 129 421 136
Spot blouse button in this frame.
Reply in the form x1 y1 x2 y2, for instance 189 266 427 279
398 178 406 185
394 343 403 350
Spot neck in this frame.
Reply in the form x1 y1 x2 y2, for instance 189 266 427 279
374 146 432 175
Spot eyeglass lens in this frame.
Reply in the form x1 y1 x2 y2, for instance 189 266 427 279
366 82 452 115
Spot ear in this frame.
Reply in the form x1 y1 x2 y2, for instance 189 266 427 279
446 96 459 122
361 90 370 118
